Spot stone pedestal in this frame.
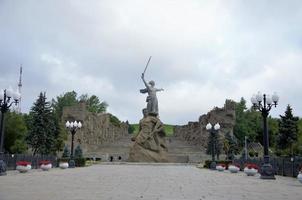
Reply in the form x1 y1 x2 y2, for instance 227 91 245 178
128 116 169 162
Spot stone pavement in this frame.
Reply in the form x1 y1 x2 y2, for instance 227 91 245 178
0 163 301 200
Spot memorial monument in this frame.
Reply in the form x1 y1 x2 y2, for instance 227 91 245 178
128 57 169 162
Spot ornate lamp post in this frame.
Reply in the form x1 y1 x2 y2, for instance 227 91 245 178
65 120 82 168
206 122 220 170
251 91 279 179
0 87 20 176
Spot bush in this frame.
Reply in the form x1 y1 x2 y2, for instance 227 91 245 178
75 157 86 167
203 160 233 169
204 160 212 168
74 145 83 159
62 145 70 158
110 114 121 127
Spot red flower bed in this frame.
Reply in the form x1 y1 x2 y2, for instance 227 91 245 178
217 163 226 168
245 163 259 170
39 160 51 165
230 163 241 169
16 161 31 166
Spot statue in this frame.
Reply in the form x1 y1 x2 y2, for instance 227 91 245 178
140 73 163 116
128 108 168 162
128 57 169 162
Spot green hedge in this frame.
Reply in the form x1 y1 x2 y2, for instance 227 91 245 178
75 157 86 167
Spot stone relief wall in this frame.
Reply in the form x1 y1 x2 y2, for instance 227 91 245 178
62 103 129 154
174 99 236 149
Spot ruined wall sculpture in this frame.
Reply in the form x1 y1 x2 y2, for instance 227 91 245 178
62 103 128 155
174 99 236 149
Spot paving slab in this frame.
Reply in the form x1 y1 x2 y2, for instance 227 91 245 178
0 164 301 200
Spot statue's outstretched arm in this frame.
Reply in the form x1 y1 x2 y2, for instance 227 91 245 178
156 88 164 92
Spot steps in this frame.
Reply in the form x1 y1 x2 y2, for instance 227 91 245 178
84 135 210 163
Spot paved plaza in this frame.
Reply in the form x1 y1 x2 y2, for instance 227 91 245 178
0 163 301 200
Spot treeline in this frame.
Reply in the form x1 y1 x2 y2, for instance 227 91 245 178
233 97 302 156
3 91 108 155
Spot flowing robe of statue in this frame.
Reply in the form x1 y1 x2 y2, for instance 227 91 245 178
140 74 163 116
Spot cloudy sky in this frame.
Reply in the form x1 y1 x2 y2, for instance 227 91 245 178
0 0 302 125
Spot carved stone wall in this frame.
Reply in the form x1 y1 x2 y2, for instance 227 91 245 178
62 103 128 155
174 99 236 149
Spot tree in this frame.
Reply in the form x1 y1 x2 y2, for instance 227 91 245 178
27 92 57 155
79 94 108 113
62 145 70 158
3 112 27 153
233 98 249 142
294 119 302 155
223 132 238 160
126 120 135 134
245 108 262 142
52 91 78 119
276 105 299 155
206 131 222 160
74 145 83 159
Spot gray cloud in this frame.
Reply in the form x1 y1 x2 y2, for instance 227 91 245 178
1 0 302 124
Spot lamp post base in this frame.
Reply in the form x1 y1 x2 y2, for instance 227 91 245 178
260 163 276 180
210 161 216 170
0 159 7 176
68 159 75 168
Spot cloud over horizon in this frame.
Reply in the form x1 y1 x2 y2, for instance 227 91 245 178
1 0 302 125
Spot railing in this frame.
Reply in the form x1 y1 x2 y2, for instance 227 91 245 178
234 156 302 177
0 153 58 170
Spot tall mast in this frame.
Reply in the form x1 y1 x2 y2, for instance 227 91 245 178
17 65 22 113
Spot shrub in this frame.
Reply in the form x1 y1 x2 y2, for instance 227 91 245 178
110 114 121 127
74 145 83 159
75 157 86 167
62 145 70 158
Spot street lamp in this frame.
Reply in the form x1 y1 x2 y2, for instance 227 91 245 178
251 91 279 179
65 120 82 168
0 87 20 176
206 122 220 170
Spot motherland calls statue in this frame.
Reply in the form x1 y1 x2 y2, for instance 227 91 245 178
139 73 164 116
128 57 169 162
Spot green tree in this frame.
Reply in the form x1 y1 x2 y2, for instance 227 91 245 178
27 92 57 155
79 94 108 113
3 112 28 153
206 130 222 160
233 98 249 142
62 145 70 158
276 105 299 155
52 91 78 119
294 119 302 155
74 145 83 159
109 114 121 127
126 121 135 134
223 132 238 160
245 108 262 142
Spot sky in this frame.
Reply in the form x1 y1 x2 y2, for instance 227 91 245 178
0 0 302 125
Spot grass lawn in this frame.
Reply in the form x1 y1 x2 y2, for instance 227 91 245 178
131 124 174 137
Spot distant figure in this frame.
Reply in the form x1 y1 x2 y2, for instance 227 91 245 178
140 73 164 116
